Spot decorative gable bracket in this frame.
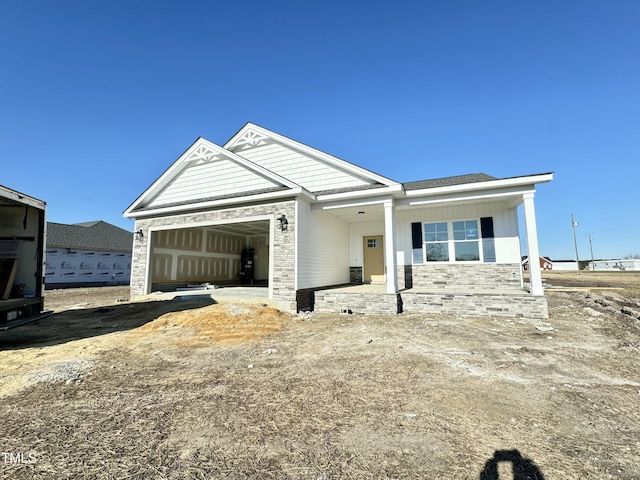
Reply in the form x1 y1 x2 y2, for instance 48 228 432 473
231 129 270 150
184 145 222 165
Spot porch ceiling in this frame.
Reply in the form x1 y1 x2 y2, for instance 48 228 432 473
322 204 385 223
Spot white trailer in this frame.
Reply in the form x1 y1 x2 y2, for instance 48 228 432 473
0 185 46 327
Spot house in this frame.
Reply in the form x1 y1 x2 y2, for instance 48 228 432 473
522 256 553 271
45 221 133 289
548 260 580 271
589 259 640 271
124 123 553 319
0 185 46 325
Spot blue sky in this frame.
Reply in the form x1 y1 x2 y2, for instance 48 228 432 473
1 1 638 260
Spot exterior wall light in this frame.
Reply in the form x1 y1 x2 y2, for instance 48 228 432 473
134 229 144 242
277 214 288 232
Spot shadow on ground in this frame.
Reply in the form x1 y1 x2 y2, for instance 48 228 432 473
0 295 215 351
479 449 546 479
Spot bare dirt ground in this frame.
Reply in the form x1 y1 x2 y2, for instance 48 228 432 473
1 273 639 479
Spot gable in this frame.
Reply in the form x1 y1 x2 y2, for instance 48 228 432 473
125 138 301 215
225 123 400 194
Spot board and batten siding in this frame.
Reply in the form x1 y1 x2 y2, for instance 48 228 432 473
235 143 373 193
395 202 521 264
348 220 385 266
147 158 278 208
296 199 350 289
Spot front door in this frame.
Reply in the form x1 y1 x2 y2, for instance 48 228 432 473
363 235 384 283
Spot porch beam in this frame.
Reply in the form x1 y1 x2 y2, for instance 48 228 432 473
522 192 544 296
384 200 398 294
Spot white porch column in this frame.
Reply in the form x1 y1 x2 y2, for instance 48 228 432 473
384 199 399 294
523 192 544 296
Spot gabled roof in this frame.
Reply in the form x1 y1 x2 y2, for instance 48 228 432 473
47 221 132 252
224 123 401 193
125 137 310 217
124 123 553 219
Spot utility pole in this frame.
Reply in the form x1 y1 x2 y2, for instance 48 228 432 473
571 214 580 274
587 233 594 271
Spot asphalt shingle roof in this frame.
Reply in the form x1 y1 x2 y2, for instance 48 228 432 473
403 173 497 191
47 221 132 252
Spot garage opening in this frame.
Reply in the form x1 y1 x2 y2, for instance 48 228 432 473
148 220 270 293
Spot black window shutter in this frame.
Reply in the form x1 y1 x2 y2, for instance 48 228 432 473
480 217 494 238
411 222 422 248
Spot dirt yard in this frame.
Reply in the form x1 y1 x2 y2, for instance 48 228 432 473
1 272 639 479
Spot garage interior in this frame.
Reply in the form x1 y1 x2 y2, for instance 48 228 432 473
148 220 270 292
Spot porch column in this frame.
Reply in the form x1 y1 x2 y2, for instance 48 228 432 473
384 199 398 294
523 192 544 296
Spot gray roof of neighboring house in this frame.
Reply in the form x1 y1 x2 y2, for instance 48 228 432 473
403 173 497 191
47 221 133 252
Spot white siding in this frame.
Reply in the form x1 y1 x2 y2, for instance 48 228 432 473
237 143 373 193
296 199 350 288
395 202 521 264
348 221 385 266
147 158 278 208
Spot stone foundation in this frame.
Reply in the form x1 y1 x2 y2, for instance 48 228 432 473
314 291 401 315
349 266 363 284
314 287 548 319
399 263 522 290
401 291 548 319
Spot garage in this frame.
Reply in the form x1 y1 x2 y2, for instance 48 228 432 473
147 219 271 292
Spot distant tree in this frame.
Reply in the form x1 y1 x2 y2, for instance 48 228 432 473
623 254 640 259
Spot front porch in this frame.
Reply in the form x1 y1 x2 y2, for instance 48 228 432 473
313 284 549 319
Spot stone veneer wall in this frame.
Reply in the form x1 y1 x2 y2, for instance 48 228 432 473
314 290 548 319
130 200 296 311
314 291 401 315
398 263 522 290
401 292 548 319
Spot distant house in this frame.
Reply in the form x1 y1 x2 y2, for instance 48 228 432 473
589 259 640 271
124 123 553 318
549 260 580 271
522 256 553 271
45 221 133 289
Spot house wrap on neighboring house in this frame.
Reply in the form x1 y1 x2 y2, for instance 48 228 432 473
124 123 553 318
45 221 132 288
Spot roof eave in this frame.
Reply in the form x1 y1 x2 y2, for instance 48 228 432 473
315 184 404 203
125 187 311 219
404 172 554 198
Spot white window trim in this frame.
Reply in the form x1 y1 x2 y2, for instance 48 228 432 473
421 218 485 263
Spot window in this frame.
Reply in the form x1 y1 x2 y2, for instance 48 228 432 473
452 220 479 261
424 222 449 261
413 218 489 263
367 238 380 248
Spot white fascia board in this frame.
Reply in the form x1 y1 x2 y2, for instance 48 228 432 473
315 184 404 203
124 138 204 215
225 123 401 188
397 185 537 207
312 195 395 211
125 187 305 219
404 173 553 199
